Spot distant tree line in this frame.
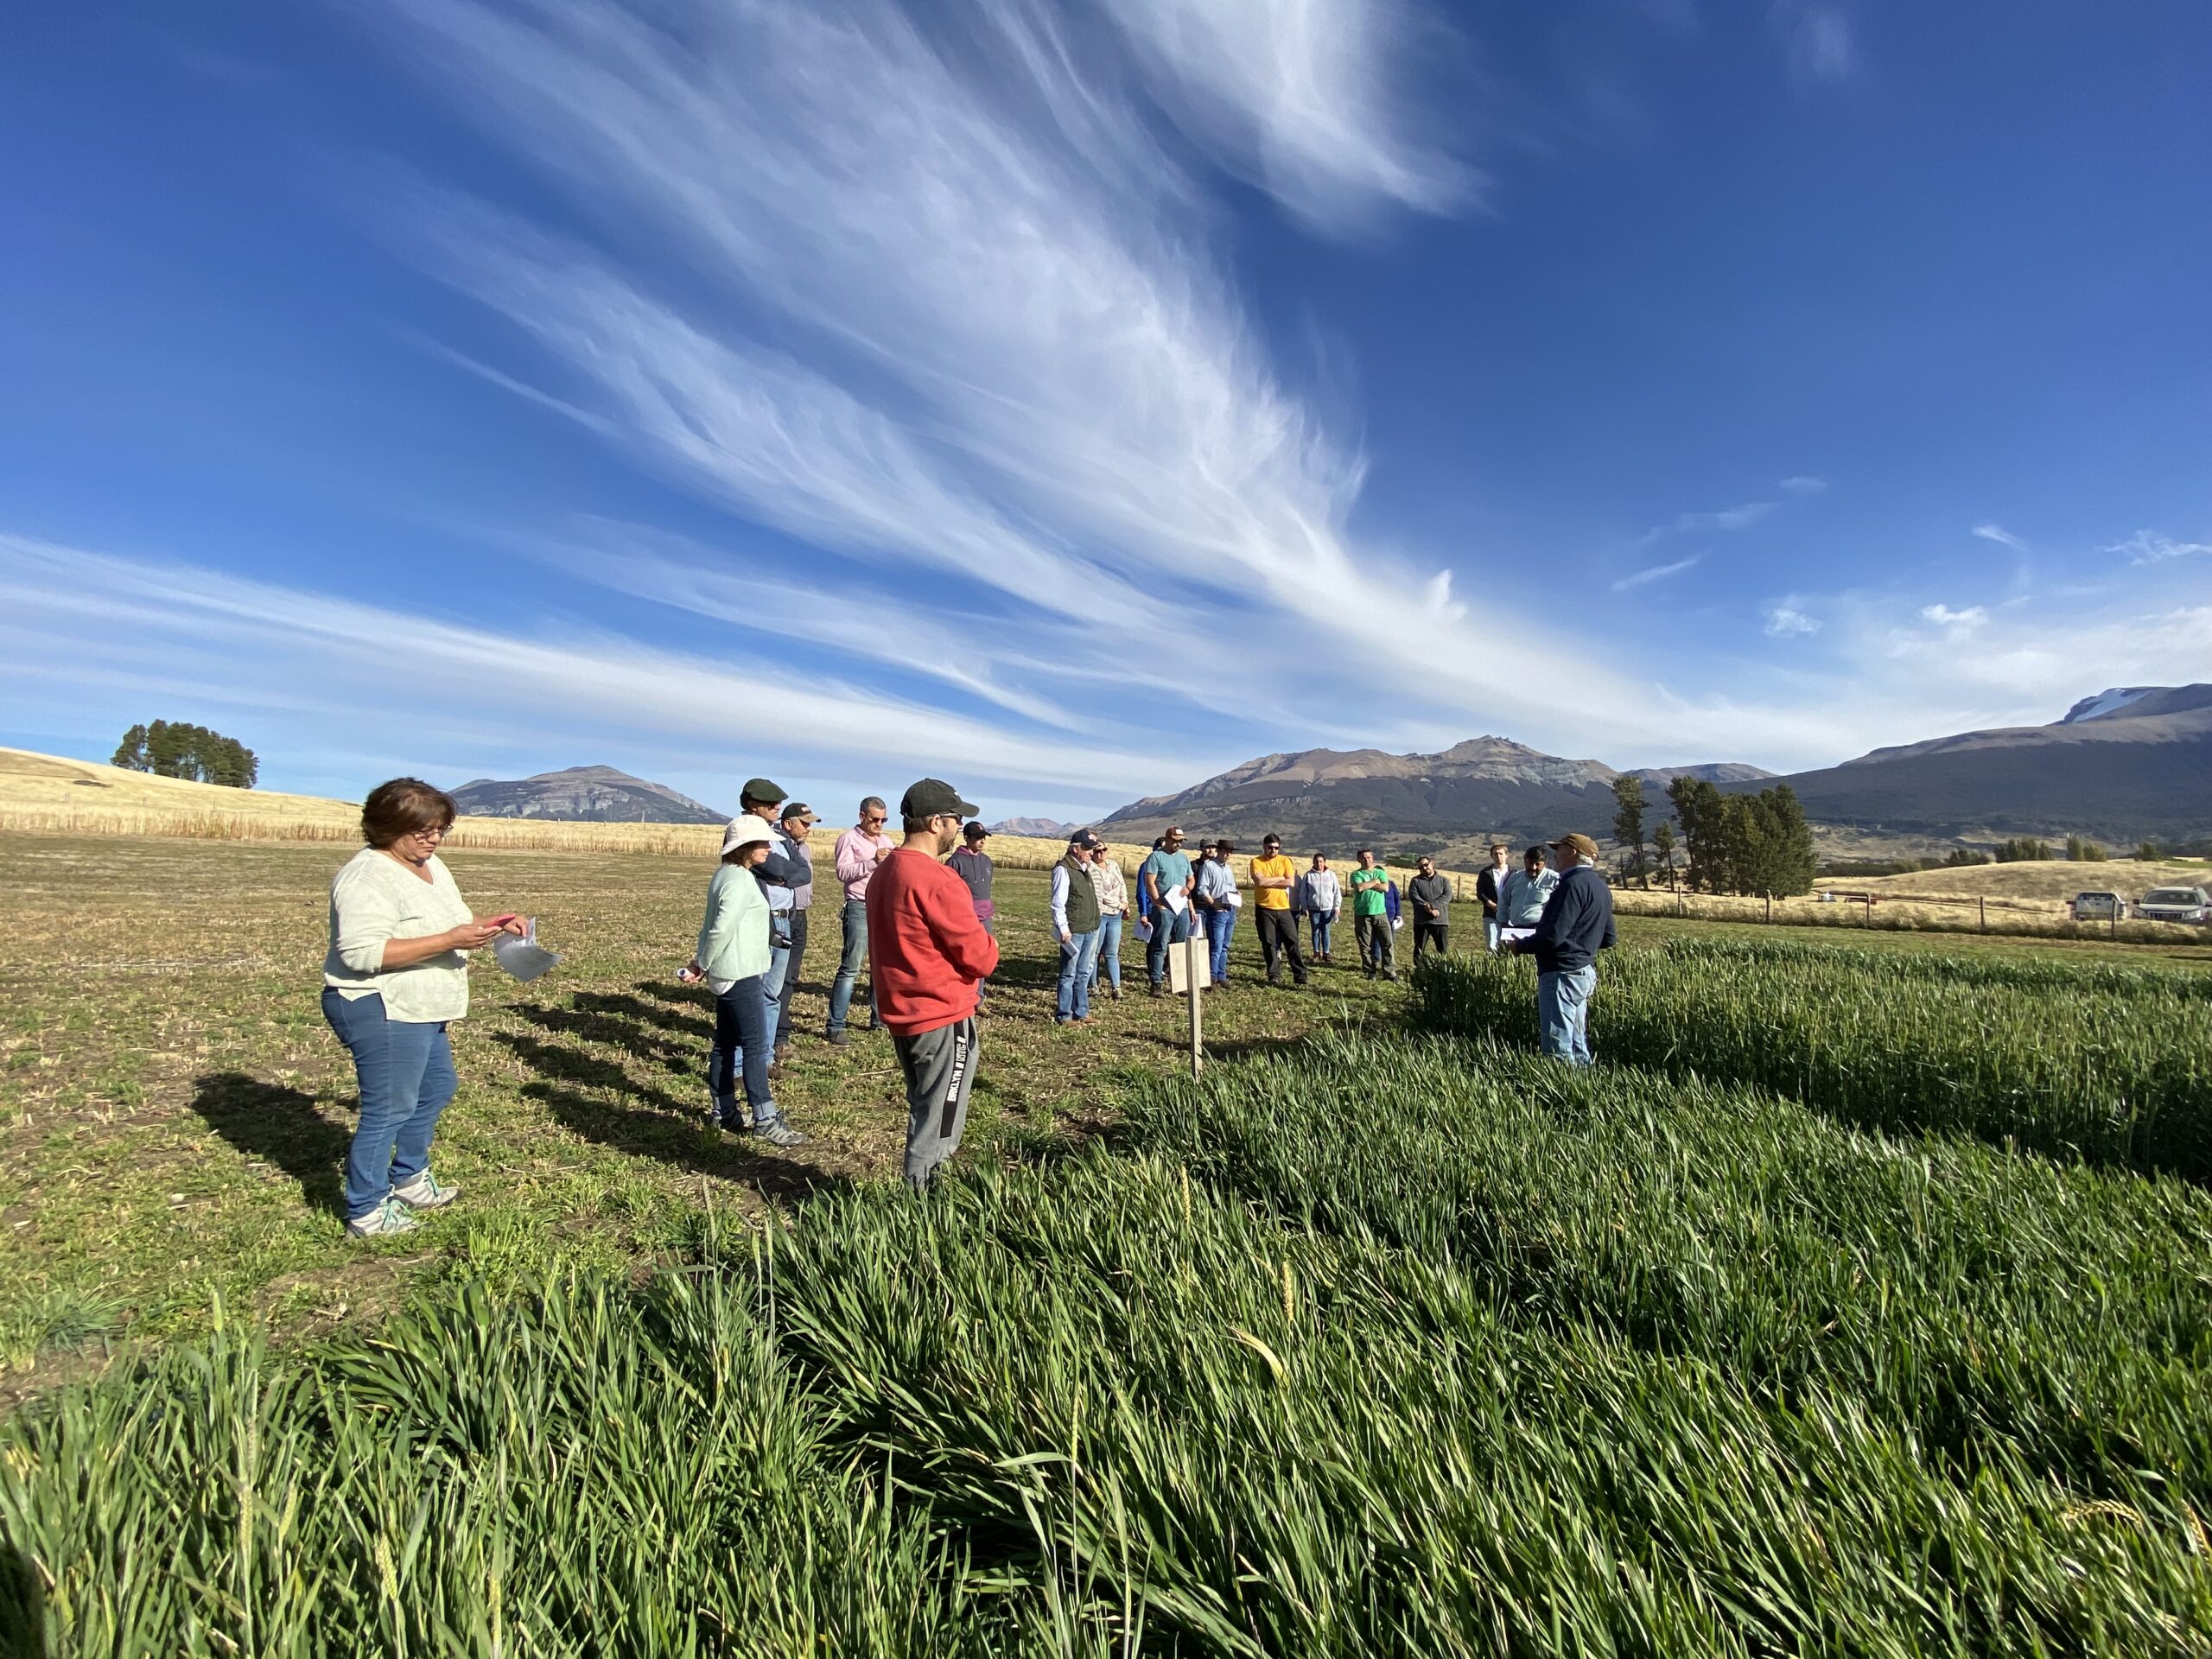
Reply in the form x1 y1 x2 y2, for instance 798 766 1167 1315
1655 776 1819 898
111 721 258 789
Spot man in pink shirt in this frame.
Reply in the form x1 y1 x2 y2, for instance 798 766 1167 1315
826 795 895 1043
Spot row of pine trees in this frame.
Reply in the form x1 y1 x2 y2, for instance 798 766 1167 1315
1608 773 1819 899
111 721 258 789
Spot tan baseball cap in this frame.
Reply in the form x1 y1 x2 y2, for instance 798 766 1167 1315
1550 832 1600 860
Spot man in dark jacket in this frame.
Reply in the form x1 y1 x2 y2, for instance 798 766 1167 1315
1512 832 1616 1065
1407 856 1453 965
1475 843 1510 952
949 821 995 1003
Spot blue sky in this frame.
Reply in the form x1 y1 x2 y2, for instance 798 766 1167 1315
3 1 2208 822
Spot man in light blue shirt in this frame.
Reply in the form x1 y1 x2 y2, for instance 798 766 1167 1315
1499 845 1559 931
1140 825 1196 995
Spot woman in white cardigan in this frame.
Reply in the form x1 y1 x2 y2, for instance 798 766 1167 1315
683 817 806 1147
322 779 521 1238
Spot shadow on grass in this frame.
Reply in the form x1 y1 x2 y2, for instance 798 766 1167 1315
486 1033 696 1116
522 1080 849 1205
189 1073 351 1217
509 1002 696 1065
571 988 712 1038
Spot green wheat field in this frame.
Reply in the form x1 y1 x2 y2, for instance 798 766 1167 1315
5 833 2212 1655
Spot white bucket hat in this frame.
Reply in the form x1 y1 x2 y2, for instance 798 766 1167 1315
720 817 772 857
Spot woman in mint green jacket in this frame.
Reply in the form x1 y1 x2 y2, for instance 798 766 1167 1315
683 818 805 1147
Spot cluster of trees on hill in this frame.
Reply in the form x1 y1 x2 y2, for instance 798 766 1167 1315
1605 775 1817 897
111 721 258 789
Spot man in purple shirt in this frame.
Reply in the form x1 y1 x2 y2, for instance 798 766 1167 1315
826 796 894 1044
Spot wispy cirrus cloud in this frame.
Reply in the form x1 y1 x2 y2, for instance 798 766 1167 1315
1099 0 1474 232
1764 601 1821 638
1611 553 1702 593
1631 498 1775 548
1972 523 2029 553
1919 602 1987 633
2106 529 2212 565
1777 474 1828 494
1772 1 1859 88
0 534 1185 802
372 0 1819 766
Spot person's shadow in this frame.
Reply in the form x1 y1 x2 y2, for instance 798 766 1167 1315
188 1073 352 1217
1 1541 48 1658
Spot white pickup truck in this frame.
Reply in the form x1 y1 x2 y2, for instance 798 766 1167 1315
2135 886 2212 925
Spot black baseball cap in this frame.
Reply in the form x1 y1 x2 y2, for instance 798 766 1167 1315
779 801 816 824
1068 829 1104 850
900 778 977 819
963 820 990 841
740 777 787 805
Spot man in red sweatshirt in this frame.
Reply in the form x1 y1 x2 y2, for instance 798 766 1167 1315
866 779 1002 1187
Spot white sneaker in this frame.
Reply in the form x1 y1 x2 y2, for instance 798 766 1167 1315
346 1197 421 1239
391 1172 460 1210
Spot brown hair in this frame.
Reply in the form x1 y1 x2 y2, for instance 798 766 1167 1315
361 778 456 849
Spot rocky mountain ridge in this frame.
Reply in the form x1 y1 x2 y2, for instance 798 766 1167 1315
449 766 727 825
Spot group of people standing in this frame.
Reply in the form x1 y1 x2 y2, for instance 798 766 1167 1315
1129 828 1421 990
320 770 1611 1240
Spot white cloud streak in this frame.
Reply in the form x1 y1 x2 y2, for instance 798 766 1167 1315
1099 0 1472 232
377 0 1823 765
1971 522 2029 552
1611 553 1702 593
1773 2 1859 87
1764 603 1820 638
0 534 1185 801
2106 529 2212 566
1918 603 1987 632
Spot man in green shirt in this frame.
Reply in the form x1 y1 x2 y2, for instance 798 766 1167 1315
1349 848 1395 981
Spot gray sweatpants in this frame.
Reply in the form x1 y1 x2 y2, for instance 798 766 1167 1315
893 1015 978 1189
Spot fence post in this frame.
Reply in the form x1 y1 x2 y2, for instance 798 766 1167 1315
1185 932 1204 1079
1979 895 1986 931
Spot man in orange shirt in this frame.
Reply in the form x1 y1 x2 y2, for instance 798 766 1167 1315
865 779 1001 1187
1248 833 1308 988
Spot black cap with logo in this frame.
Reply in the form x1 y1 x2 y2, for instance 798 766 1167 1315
899 778 978 820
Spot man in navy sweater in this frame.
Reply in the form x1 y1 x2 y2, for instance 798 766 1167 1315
1511 832 1616 1065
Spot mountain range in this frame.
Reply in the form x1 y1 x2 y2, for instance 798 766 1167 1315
1102 737 1770 861
1100 686 2212 858
988 817 1075 839
450 766 727 824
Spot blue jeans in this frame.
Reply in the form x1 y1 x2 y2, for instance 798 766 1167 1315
322 989 458 1222
1089 912 1123 993
828 898 876 1033
1307 912 1335 957
1207 909 1236 983
1147 904 1192 987
773 908 807 1045
1537 965 1599 1065
1056 928 1101 1020
710 975 780 1128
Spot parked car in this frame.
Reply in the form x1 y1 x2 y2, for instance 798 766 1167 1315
2070 891 2128 922
2135 886 2212 925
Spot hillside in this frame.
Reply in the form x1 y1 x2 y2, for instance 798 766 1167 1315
1734 684 2212 842
450 765 726 824
1103 685 2212 855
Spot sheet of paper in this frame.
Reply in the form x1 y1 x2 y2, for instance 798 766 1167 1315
493 917 561 982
